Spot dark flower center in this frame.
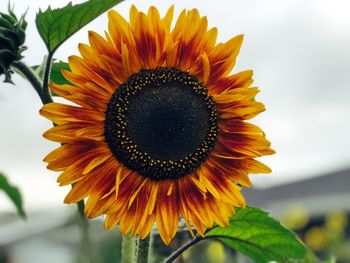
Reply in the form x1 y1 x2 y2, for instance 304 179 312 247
104 67 218 180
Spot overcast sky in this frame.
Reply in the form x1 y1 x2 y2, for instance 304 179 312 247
1 0 350 212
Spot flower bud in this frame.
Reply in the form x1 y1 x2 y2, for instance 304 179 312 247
0 4 27 83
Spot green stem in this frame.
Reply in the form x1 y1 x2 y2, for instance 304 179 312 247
41 52 53 104
162 235 203 263
77 200 94 263
121 234 136 263
137 235 151 263
11 61 45 104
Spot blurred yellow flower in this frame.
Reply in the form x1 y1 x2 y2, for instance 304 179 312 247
325 211 348 234
305 227 327 252
207 241 225 263
281 204 309 230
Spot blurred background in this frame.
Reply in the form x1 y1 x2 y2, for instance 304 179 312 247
0 0 349 262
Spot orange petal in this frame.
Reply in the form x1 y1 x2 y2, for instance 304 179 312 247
207 34 244 83
40 102 105 125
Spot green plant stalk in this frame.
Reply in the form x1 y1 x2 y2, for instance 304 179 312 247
77 200 94 263
121 234 137 263
136 234 151 263
162 235 203 263
41 52 53 103
11 61 45 104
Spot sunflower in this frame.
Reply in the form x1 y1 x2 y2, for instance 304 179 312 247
40 5 274 245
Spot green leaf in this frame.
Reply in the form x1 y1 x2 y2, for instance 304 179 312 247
286 250 335 263
205 207 306 263
0 172 26 218
50 60 71 86
31 60 72 96
323 257 336 263
31 56 47 80
35 0 124 53
286 249 321 263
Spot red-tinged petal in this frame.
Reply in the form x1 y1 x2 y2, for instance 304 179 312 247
207 34 244 83
64 157 118 204
84 172 116 218
208 70 253 95
88 31 117 58
161 5 174 32
108 10 136 54
40 103 105 125
218 101 266 120
68 55 116 94
43 122 104 143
